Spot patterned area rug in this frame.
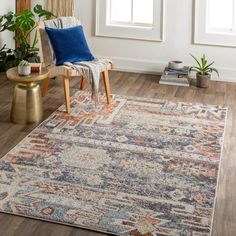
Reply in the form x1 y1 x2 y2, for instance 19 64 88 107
0 91 227 235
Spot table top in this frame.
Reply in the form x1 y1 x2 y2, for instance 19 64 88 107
7 67 49 83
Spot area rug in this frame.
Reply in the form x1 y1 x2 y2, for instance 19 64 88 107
0 91 227 235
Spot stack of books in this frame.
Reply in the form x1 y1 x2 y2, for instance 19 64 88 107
159 66 190 87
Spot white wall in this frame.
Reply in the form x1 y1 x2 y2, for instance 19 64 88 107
0 0 15 49
2 0 235 81
75 0 236 82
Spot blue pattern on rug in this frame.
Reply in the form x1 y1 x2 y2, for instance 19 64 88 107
0 91 227 235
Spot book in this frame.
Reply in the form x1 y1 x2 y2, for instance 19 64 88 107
164 66 189 76
159 74 190 87
29 63 42 73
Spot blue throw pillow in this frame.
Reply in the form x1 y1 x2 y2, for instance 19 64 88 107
45 25 95 66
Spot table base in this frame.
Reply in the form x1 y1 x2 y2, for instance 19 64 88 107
11 83 43 124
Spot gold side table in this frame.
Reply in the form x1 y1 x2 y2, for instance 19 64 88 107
7 67 49 124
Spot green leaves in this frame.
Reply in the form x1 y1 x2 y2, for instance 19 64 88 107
0 4 54 71
34 4 55 20
0 44 16 72
0 12 14 32
16 10 35 31
189 54 219 76
0 45 7 58
33 4 44 14
4 5 55 33
190 54 201 69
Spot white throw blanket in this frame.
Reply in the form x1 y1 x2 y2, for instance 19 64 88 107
64 59 112 104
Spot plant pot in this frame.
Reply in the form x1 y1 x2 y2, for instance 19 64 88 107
18 65 31 76
196 73 211 88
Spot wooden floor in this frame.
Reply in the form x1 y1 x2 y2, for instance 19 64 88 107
0 71 236 236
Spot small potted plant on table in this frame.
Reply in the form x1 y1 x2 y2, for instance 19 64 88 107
189 54 219 88
18 60 31 76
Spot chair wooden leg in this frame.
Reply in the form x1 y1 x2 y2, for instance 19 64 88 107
102 70 111 105
63 77 71 114
41 77 50 97
80 76 87 90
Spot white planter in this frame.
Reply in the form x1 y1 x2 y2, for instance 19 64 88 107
168 61 184 70
18 65 31 76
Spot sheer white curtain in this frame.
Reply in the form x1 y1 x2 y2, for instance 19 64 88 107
44 0 75 17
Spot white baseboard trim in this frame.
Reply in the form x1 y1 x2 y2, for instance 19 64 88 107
98 55 236 83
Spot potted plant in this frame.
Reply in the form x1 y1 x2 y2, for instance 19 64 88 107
18 60 31 76
0 5 54 72
189 54 219 88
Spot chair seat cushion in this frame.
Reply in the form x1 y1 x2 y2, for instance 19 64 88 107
45 25 94 66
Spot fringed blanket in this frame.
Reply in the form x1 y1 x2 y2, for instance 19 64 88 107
64 59 112 104
43 17 112 104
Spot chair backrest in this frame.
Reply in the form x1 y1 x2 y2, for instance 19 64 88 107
37 17 81 68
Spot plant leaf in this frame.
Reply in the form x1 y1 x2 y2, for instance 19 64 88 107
190 53 202 69
189 66 201 74
208 68 219 77
204 61 215 71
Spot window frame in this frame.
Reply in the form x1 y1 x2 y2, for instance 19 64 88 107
194 0 236 48
96 0 165 42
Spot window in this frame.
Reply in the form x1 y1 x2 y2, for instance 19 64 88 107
194 0 236 47
207 0 236 33
96 0 164 41
109 0 153 26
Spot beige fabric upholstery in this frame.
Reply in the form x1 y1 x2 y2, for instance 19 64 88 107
38 28 55 68
43 17 79 29
45 0 75 17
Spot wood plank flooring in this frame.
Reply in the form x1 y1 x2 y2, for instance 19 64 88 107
0 71 235 236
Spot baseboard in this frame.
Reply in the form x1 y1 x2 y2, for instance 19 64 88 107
98 55 236 83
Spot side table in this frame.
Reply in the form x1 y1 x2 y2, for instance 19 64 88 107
7 67 49 124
